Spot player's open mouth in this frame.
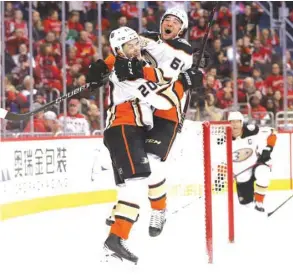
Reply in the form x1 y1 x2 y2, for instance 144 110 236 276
164 28 172 35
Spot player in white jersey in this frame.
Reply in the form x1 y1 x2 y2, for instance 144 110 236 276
228 112 277 212
99 27 203 264
86 7 206 243
102 7 208 239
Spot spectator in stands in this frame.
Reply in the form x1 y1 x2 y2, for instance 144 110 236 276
43 9 61 37
34 90 46 105
260 28 279 56
68 10 84 33
217 4 232 29
67 46 82 68
35 31 61 65
23 102 47 132
265 63 284 95
263 97 278 116
6 28 29 56
68 73 86 92
190 17 206 48
34 43 62 92
217 79 234 109
141 16 157 32
210 23 221 41
19 76 37 98
242 77 257 99
252 67 265 94
204 75 217 95
247 94 267 120
210 39 223 64
252 38 270 67
206 67 222 90
8 9 28 38
214 51 231 79
74 30 96 72
85 103 101 132
43 111 61 135
117 16 128 28
32 11 45 41
273 90 283 111
193 93 223 121
66 64 81 88
238 36 253 78
237 4 263 39
5 2 14 21
58 99 90 135
11 43 35 84
84 22 97 45
221 27 232 49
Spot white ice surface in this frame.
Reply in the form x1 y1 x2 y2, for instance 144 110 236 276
0 190 293 277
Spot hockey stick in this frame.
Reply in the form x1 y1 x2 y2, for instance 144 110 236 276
0 74 110 121
177 2 220 133
267 193 293 217
234 163 263 178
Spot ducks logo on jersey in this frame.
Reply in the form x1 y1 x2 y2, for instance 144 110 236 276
233 148 253 162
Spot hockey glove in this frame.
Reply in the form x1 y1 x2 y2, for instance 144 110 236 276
193 49 210 69
114 56 144 82
178 67 203 91
257 146 273 164
86 59 110 89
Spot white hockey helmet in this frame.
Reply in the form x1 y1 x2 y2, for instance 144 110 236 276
160 7 189 36
228 111 244 124
109 27 140 56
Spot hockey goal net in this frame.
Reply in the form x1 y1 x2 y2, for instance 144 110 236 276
166 120 234 264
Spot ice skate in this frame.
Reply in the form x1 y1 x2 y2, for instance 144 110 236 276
103 233 138 264
149 209 166 237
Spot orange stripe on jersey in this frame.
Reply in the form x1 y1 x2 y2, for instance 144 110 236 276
143 67 158 82
267 133 277 147
121 125 136 175
154 81 184 123
105 54 116 71
110 102 137 127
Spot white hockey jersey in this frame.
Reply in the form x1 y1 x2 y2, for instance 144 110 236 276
104 32 193 128
139 32 193 123
232 124 275 183
106 69 181 130
140 31 193 84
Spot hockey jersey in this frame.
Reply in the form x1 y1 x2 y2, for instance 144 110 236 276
104 33 193 129
232 124 276 183
106 69 181 130
140 32 193 123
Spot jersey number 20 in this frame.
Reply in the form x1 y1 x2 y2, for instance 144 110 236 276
138 81 158 97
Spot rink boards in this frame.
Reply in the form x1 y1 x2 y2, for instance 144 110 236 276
0 130 291 220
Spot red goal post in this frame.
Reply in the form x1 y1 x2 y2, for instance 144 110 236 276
203 121 234 263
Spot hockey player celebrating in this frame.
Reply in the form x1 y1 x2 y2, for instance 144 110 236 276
87 7 207 243
100 26 203 264
228 111 277 212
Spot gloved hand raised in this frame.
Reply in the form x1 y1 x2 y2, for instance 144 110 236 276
114 56 144 82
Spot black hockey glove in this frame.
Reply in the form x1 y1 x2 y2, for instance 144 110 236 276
114 56 144 82
257 146 273 164
178 67 203 91
86 59 110 89
193 48 210 69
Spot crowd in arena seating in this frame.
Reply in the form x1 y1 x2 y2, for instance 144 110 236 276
1 1 293 135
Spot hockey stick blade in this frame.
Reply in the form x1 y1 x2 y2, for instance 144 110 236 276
267 193 293 217
0 73 110 121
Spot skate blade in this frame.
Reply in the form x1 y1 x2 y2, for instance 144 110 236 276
101 246 138 265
